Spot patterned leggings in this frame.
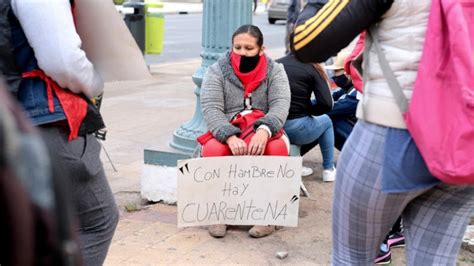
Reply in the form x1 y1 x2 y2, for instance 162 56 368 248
332 121 474 265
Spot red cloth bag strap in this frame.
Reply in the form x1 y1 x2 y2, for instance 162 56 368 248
22 70 87 141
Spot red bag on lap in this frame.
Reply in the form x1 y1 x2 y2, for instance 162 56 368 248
197 109 287 157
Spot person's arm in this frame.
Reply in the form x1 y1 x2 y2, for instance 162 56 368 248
253 63 291 135
291 0 393 63
11 0 103 98
327 89 358 119
309 69 332 116
201 64 241 143
332 88 346 101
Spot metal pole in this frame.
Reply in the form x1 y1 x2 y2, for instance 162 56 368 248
170 0 253 154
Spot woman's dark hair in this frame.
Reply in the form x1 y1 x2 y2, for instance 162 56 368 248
312 63 329 83
232 24 264 47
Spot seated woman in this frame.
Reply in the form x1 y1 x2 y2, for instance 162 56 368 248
199 25 291 238
277 52 336 182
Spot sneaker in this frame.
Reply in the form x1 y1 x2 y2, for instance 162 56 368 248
248 225 276 238
208 224 227 238
322 167 336 182
301 166 314 177
388 232 405 248
375 242 391 265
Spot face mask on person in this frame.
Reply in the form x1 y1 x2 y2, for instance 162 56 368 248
238 53 261 73
332 74 352 89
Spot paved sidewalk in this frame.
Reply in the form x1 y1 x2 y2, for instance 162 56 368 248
99 48 473 264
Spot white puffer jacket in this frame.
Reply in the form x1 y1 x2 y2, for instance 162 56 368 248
356 0 432 129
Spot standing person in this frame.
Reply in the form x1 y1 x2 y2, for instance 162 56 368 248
263 0 271 10
285 0 303 54
199 24 291 238
277 52 336 182
4 1 119 265
328 48 405 265
292 0 474 265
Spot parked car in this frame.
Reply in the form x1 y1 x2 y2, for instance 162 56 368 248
267 0 290 24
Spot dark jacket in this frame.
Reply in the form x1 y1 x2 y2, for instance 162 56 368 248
327 87 358 124
0 1 21 94
291 0 393 63
276 53 333 120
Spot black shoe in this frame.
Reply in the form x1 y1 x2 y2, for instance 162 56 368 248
375 242 391 265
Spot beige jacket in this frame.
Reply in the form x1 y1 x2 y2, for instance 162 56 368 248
356 0 431 129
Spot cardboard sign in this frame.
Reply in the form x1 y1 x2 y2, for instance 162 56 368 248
177 156 302 228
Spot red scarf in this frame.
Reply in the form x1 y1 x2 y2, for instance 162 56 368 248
230 52 268 98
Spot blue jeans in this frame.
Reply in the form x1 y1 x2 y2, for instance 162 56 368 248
284 114 335 169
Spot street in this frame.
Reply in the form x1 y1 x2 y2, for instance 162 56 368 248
145 12 287 65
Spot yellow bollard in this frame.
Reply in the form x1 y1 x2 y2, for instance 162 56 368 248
145 1 165 54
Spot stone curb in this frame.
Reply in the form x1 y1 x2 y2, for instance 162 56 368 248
462 225 474 253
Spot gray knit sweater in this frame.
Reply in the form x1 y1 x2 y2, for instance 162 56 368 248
201 52 290 143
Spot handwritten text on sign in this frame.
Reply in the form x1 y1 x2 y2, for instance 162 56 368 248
177 156 302 227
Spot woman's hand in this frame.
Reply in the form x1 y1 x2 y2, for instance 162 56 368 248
226 135 248 155
248 128 269 155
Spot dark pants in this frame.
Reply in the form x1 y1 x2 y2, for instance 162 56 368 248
39 127 119 266
332 119 355 151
